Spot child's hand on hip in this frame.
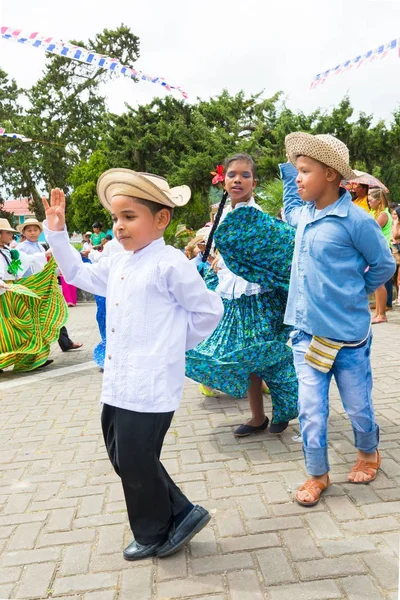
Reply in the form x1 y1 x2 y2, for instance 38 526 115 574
42 188 66 231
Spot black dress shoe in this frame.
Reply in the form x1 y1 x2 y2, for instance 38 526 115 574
123 539 163 561
156 505 211 558
269 421 289 434
234 416 269 437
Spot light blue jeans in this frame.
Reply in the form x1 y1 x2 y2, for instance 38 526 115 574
291 330 379 476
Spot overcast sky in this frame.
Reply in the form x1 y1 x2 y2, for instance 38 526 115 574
1 0 400 125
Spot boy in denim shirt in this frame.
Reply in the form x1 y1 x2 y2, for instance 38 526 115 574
281 133 395 506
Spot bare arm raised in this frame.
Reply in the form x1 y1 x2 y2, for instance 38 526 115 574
41 189 110 297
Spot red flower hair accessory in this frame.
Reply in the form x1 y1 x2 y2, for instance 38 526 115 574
211 165 224 185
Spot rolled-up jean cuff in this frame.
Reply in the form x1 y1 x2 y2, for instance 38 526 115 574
353 425 380 453
303 445 330 476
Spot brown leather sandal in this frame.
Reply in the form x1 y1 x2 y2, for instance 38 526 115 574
348 450 381 484
295 476 330 507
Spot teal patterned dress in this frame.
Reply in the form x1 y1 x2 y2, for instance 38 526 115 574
185 205 298 424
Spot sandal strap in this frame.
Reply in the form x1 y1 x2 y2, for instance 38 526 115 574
350 451 381 474
298 478 330 494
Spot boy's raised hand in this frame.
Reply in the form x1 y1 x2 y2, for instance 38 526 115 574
42 188 66 231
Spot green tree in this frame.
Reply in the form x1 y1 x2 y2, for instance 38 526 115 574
1 25 140 221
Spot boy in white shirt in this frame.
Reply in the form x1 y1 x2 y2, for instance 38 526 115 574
42 170 224 561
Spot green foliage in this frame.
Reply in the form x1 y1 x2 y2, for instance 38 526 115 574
2 29 400 238
256 179 284 216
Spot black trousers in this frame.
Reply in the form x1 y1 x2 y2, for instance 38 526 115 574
58 326 73 352
101 404 190 545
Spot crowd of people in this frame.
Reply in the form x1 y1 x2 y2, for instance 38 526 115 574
0 132 397 559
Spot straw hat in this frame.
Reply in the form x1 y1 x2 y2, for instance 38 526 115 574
285 133 357 181
97 168 191 212
187 226 211 249
17 217 43 233
0 218 17 233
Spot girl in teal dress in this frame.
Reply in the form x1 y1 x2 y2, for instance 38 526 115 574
186 153 298 435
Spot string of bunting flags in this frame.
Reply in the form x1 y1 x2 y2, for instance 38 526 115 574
0 128 32 142
0 26 188 99
310 37 400 88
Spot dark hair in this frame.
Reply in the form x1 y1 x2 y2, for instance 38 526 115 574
92 222 102 229
358 183 369 193
395 207 400 220
225 153 257 178
389 202 398 211
132 197 174 224
200 153 256 273
105 234 113 241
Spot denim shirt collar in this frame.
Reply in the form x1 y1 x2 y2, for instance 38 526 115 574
307 188 352 221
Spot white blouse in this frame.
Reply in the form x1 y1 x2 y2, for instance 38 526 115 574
43 224 224 413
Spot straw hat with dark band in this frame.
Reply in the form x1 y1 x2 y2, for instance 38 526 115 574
17 218 43 233
97 168 191 212
0 218 17 233
285 133 357 181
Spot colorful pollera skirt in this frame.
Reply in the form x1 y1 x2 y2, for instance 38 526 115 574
0 259 68 371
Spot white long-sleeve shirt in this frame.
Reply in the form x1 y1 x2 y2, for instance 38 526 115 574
0 246 38 295
88 237 126 263
16 240 47 276
44 224 224 413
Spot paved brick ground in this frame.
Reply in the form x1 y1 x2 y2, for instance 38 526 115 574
0 303 399 599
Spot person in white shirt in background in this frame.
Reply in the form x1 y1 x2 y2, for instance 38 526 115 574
16 218 82 353
42 170 224 562
88 234 127 371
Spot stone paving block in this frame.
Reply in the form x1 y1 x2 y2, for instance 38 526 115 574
363 551 399 590
324 495 363 520
156 574 224 598
1 547 62 567
78 494 105 517
37 529 96 547
34 481 62 501
226 569 264 600
7 521 43 550
305 512 343 539
46 507 76 532
220 532 280 553
282 528 322 561
0 583 16 598
188 526 218 558
184 480 208 502
3 493 33 514
297 555 367 580
268 579 341 600
206 468 232 488
248 515 303 533
84 591 117 600
339 575 386 599
362 501 400 517
119 566 153 599
96 524 125 555
261 481 291 504
237 494 269 519
0 566 22 584
211 484 258 499
53 572 118 595
15 561 56 599
156 550 187 581
60 543 92 576
256 548 297 586
214 508 246 537
342 483 381 505
320 535 381 557
192 552 253 575
341 516 399 534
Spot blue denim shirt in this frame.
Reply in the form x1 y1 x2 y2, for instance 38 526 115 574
281 162 396 341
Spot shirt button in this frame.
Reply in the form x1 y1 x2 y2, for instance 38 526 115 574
116 302 119 306
108 354 112 360
111 328 115 333
121 275 124 280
